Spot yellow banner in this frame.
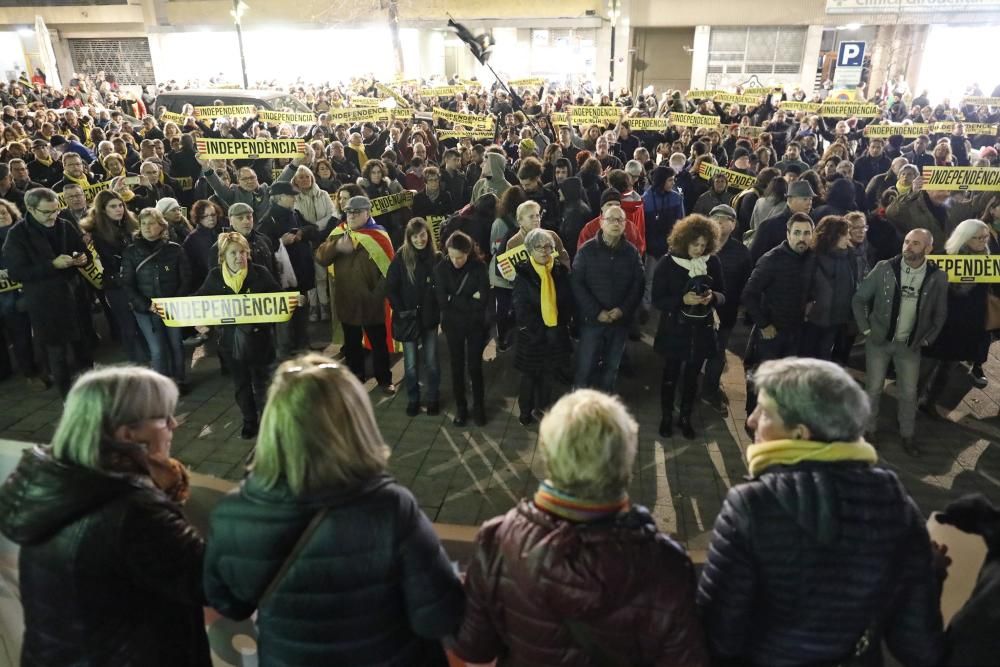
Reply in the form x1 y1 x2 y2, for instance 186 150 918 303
325 107 392 124
175 176 194 191
779 101 822 112
496 244 529 281
159 110 187 125
193 105 256 119
509 78 544 87
743 86 783 96
929 255 1000 283
932 121 999 136
153 292 299 327
567 106 621 122
962 96 1000 107
921 167 1000 191
375 83 411 109
863 123 933 138
272 168 284 182
685 90 722 99
551 111 569 126
738 125 767 138
715 93 762 106
195 138 305 160
257 109 316 124
437 128 494 141
79 240 104 290
670 112 721 127
57 180 113 207
370 191 414 217
432 106 494 128
0 274 21 293
421 86 465 97
426 214 448 246
626 117 668 131
818 103 881 118
351 97 383 107
698 162 756 190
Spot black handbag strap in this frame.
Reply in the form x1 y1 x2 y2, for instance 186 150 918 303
258 507 330 608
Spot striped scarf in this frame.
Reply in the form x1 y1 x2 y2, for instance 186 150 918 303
533 481 629 523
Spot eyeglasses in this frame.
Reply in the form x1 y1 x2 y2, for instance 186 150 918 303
604 217 626 223
30 205 59 216
972 234 991 242
345 208 368 215
534 244 555 253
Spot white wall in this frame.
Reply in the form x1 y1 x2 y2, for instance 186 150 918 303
0 31 27 82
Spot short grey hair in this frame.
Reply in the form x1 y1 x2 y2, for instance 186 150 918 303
523 227 552 252
52 365 178 470
24 187 59 210
898 164 919 178
539 389 638 501
752 357 869 442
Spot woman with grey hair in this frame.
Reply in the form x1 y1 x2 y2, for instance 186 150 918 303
452 389 709 666
698 357 946 667
512 226 574 426
921 218 992 406
204 353 463 665
0 365 209 666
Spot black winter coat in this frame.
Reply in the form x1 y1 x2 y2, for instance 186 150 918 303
1 214 88 345
697 461 945 667
386 249 441 337
925 279 989 363
570 233 644 325
256 204 318 291
88 222 133 290
195 263 281 364
742 242 812 331
558 177 592 258
652 254 725 361
182 225 220 291
203 473 464 667
749 209 793 265
716 237 752 329
121 236 192 311
512 261 574 374
0 446 210 667
434 257 489 334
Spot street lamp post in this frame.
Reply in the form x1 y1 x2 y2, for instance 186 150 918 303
231 0 249 89
608 0 620 93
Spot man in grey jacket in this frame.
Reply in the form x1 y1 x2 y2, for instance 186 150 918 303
852 228 947 456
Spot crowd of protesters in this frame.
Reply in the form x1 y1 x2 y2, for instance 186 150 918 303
0 69 999 665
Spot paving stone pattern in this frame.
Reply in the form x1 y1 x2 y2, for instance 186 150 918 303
2 320 999 550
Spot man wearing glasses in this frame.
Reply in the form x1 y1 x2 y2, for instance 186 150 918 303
51 151 99 193
1 187 93 395
199 155 282 222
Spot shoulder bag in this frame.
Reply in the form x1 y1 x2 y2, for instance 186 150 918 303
258 507 330 609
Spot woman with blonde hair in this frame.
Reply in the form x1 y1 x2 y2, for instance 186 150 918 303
204 353 463 666
194 231 282 438
453 389 709 666
121 207 192 388
0 365 209 666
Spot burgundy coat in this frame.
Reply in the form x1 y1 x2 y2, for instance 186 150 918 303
452 500 710 667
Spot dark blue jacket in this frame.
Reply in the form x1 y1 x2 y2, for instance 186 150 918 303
742 241 812 331
204 473 464 667
642 186 685 258
570 231 644 325
697 462 945 667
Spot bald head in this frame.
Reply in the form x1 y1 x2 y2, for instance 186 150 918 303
903 228 933 265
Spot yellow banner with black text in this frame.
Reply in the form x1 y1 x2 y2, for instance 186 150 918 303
929 255 1000 283
195 138 305 160
698 162 757 191
370 191 415 217
152 292 299 327
921 167 1000 191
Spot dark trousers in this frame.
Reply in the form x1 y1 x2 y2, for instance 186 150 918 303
444 326 485 410
702 326 733 393
574 323 628 392
0 310 38 378
801 322 852 363
494 287 514 346
745 325 802 415
342 322 391 386
230 359 271 425
519 371 552 417
275 291 310 358
47 340 94 397
662 359 700 418
103 287 147 363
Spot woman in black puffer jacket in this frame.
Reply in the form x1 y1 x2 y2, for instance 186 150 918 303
204 353 463 667
435 231 490 427
802 215 858 364
121 207 192 388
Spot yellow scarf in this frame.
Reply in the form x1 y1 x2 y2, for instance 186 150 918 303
222 263 247 294
530 255 558 327
35 155 53 167
62 171 90 188
747 439 878 478
348 143 368 169
896 183 911 196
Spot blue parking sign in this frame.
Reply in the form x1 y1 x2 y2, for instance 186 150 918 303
837 41 866 68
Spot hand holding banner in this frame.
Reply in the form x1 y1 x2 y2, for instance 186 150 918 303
153 292 300 327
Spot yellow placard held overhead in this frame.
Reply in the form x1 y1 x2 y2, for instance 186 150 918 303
257 109 316 124
928 255 1000 283
437 128 494 141
779 101 822 113
351 96 383 107
550 112 570 126
159 110 187 124
175 176 194 191
962 96 1000 107
421 86 465 98
715 93 762 106
196 138 306 160
737 125 767 138
567 106 621 122
685 90 722 99
509 78 544 87
496 244 530 282
818 103 881 118
192 105 257 119
921 167 1000 191
669 112 721 127
626 117 669 132
743 86 783 96
863 124 934 138
932 121 999 136
0 274 22 293
370 191 415 217
375 83 411 109
698 162 757 191
432 107 494 128
325 107 393 125
153 292 299 327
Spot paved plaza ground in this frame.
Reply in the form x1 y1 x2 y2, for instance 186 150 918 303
2 319 1000 553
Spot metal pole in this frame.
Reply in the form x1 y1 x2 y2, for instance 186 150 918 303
233 0 249 89
608 0 617 93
